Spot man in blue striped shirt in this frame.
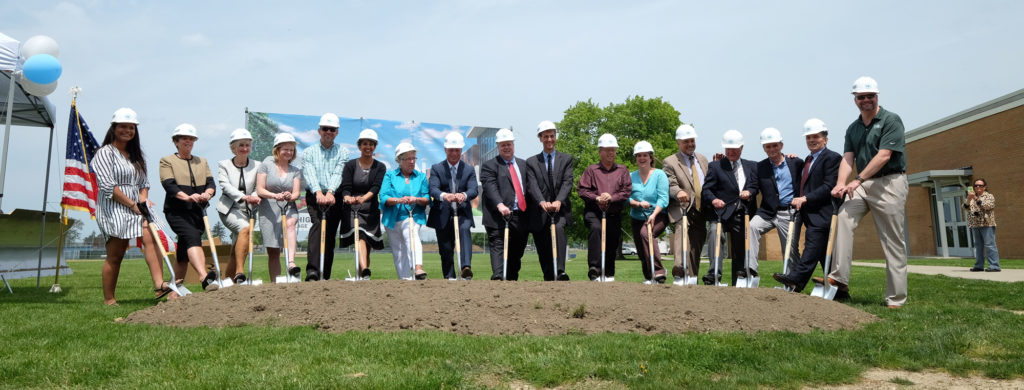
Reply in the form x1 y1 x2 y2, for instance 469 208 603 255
302 113 350 281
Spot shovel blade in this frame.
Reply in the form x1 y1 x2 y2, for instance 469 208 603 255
750 276 760 288
735 276 749 288
275 275 301 284
173 283 192 297
823 285 838 300
220 278 234 288
810 282 825 298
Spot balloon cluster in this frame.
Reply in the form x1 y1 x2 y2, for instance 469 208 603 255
17 35 62 97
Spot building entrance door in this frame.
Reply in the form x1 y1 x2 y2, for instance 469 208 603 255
937 186 972 257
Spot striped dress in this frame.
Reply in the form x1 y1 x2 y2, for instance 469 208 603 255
93 144 148 239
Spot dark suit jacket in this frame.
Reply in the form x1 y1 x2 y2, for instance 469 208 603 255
755 156 804 220
702 158 758 221
524 151 574 232
480 155 530 230
427 160 479 230
798 148 842 227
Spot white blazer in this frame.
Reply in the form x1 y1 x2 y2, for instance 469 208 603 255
216 158 261 215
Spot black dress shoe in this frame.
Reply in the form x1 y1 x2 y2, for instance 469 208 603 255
288 266 301 279
985 268 1001 272
833 289 851 302
415 271 427 280
969 267 984 272
772 273 797 290
557 272 570 281
360 268 372 278
305 271 320 282
588 267 600 281
654 275 667 284
233 273 246 284
702 274 716 286
490 275 503 281
460 266 473 280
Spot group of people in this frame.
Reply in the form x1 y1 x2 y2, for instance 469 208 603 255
95 76 915 309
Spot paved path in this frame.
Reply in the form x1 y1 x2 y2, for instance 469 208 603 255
852 262 1023 282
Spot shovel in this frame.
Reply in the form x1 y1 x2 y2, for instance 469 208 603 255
811 197 844 299
600 209 607 282
140 206 190 297
345 204 365 282
452 202 461 280
240 206 263 286
674 197 699 285
275 207 300 284
646 218 658 285
202 214 232 288
736 204 757 288
318 204 327 282
549 211 559 281
774 206 797 292
709 205 728 286
502 214 511 281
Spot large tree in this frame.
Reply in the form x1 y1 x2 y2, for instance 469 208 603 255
557 96 683 249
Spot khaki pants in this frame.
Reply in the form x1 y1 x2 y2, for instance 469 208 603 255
829 173 909 306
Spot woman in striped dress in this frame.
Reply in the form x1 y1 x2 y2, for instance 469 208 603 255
93 108 169 305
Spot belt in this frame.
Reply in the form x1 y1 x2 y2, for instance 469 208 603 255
878 170 905 177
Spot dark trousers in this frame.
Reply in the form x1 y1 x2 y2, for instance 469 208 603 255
305 192 342 280
486 211 528 280
788 221 830 292
533 216 568 281
632 213 668 280
436 215 473 279
585 210 622 278
707 211 747 285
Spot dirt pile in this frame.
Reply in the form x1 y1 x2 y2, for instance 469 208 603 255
122 280 878 335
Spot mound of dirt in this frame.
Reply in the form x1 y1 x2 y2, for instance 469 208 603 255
122 280 878 335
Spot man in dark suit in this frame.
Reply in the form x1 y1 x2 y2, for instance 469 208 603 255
702 130 759 286
525 120 574 281
773 118 841 292
748 128 804 279
479 128 530 281
427 132 479 280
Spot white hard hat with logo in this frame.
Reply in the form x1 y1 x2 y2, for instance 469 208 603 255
759 127 783 145
273 133 296 147
444 132 465 149
851 76 879 94
633 140 654 155
803 118 829 136
111 107 139 124
597 133 618 148
358 129 378 143
172 123 198 140
721 130 744 148
495 128 515 143
229 128 252 142
675 124 697 140
536 120 557 135
319 113 340 128
394 142 417 160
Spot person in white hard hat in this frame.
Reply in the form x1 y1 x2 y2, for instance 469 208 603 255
524 120 575 281
662 124 711 284
302 113 350 281
480 128 531 281
627 141 670 284
159 123 220 292
256 133 302 281
381 142 429 280
828 76 909 308
701 130 758 286
93 108 170 304
746 128 804 281
339 129 387 279
427 132 479 280
773 118 842 292
216 128 262 284
577 133 632 282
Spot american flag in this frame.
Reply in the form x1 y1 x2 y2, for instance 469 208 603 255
61 102 100 219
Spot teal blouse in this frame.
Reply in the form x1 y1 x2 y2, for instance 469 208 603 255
629 168 669 221
379 168 429 229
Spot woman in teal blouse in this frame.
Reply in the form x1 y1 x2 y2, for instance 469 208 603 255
380 142 430 280
628 141 670 284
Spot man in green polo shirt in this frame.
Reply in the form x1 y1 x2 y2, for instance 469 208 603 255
828 76 908 308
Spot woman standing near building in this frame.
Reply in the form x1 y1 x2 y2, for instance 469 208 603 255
380 142 430 280
256 133 302 281
965 178 1000 272
216 129 261 284
339 129 386 279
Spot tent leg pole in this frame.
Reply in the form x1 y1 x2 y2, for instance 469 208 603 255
1 273 11 294
0 71 18 212
35 125 54 289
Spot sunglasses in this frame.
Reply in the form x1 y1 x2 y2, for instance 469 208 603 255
319 126 338 132
855 94 877 101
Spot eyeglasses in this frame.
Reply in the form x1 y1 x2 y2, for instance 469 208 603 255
973 184 985 188
855 94 877 101
402 157 418 162
319 126 338 132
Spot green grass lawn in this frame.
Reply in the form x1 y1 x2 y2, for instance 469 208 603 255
2 252 1022 389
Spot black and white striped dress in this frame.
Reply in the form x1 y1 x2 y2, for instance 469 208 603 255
93 145 148 239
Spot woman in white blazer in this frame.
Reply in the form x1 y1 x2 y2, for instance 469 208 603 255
217 128 262 283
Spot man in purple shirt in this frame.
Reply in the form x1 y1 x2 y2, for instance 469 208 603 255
577 133 632 281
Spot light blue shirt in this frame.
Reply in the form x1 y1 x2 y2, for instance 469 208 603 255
379 168 428 229
302 141 349 194
773 158 794 206
629 168 669 221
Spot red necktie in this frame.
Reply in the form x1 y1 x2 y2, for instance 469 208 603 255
507 160 527 211
800 155 813 196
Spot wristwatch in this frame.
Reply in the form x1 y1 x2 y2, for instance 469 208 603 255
854 175 866 183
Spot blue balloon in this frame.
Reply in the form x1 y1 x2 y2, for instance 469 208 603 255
22 54 63 85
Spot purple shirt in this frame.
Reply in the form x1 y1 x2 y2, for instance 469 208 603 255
577 163 632 215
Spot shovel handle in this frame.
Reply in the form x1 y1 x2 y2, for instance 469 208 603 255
148 222 170 260
202 216 222 276
600 216 606 253
825 214 839 257
744 214 750 251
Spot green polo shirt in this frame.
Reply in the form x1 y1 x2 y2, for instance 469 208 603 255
844 106 907 176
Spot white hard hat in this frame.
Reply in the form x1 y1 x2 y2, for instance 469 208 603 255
273 133 296 147
443 132 465 149
803 118 829 136
597 133 618 148
721 130 744 148
675 124 697 140
495 128 515 143
171 123 198 140
357 129 378 143
851 76 879 94
536 120 557 135
319 113 340 128
110 107 139 124
759 127 783 145
394 142 417 160
633 140 654 155
229 128 252 142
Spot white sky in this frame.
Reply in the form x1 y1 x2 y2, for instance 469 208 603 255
3 1 1024 234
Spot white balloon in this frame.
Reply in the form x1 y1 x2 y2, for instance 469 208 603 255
21 35 60 59
17 72 58 96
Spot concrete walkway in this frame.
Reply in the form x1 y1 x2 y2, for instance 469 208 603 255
852 261 1023 282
